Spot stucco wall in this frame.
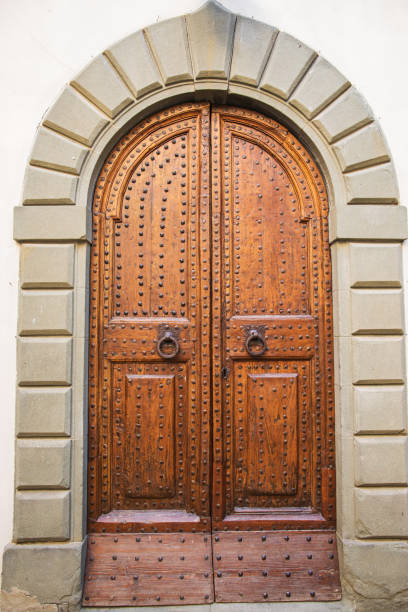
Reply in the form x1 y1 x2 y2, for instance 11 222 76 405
0 0 407 585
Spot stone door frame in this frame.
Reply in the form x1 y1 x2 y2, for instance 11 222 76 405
3 2 407 610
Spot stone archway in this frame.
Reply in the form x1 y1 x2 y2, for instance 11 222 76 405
3 2 407 610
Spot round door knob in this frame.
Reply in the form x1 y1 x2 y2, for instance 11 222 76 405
157 331 180 359
245 329 267 356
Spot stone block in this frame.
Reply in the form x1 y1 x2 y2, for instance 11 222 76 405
349 243 402 288
14 491 71 541
351 289 403 335
146 16 192 85
355 437 408 486
345 163 399 204
333 122 390 172
330 204 407 241
355 488 408 537
17 338 72 386
230 16 277 86
313 87 374 143
14 205 91 242
43 86 108 146
72 54 134 118
354 385 406 434
20 244 74 289
0 588 58 611
352 337 405 384
18 290 73 336
16 439 72 489
16 387 72 437
22 166 77 205
187 1 235 79
290 56 350 118
105 31 162 98
2 541 84 606
342 538 408 601
30 127 88 175
260 31 316 99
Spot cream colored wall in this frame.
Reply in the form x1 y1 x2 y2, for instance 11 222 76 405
0 0 407 576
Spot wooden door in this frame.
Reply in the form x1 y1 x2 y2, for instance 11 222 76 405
83 103 341 607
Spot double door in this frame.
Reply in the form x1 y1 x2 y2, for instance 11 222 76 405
83 103 340 606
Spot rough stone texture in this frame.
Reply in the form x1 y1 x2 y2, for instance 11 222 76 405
355 437 408 486
290 56 350 118
18 290 73 336
146 16 193 85
105 31 162 98
20 244 74 289
186 1 236 79
30 127 88 175
43 86 109 146
341 538 408 605
349 243 402 288
14 205 91 242
352 337 405 384
230 16 277 86
2 542 84 607
333 122 390 172
16 439 72 490
355 488 408 537
16 387 72 437
313 87 374 143
72 54 133 118
17 338 72 386
351 289 403 335
354 385 406 434
345 162 399 204
260 31 316 99
22 166 78 205
14 491 71 541
0 588 58 611
330 204 407 242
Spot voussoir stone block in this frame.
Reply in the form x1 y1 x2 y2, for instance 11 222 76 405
331 204 408 241
260 31 316 99
14 205 91 242
355 437 408 486
349 243 402 288
187 1 236 79
313 87 374 143
345 162 399 204
105 31 162 99
290 56 350 118
354 385 406 434
355 488 408 538
351 289 403 335
146 16 192 85
17 338 72 386
20 244 74 289
352 337 405 385
43 86 108 146
30 127 88 175
72 54 133 118
22 166 77 205
16 439 72 489
16 387 72 437
14 491 71 542
18 290 73 336
333 122 390 172
230 16 277 86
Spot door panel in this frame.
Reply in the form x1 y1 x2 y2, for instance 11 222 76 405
84 103 340 607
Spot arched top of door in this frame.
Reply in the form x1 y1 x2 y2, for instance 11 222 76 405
15 0 406 244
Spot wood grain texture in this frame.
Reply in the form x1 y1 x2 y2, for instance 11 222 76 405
86 102 338 604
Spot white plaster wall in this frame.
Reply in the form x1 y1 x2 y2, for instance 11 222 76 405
0 0 407 576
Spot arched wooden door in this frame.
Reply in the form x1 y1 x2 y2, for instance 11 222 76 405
83 103 341 606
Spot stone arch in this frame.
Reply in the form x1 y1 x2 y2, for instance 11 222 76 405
6 2 408 610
